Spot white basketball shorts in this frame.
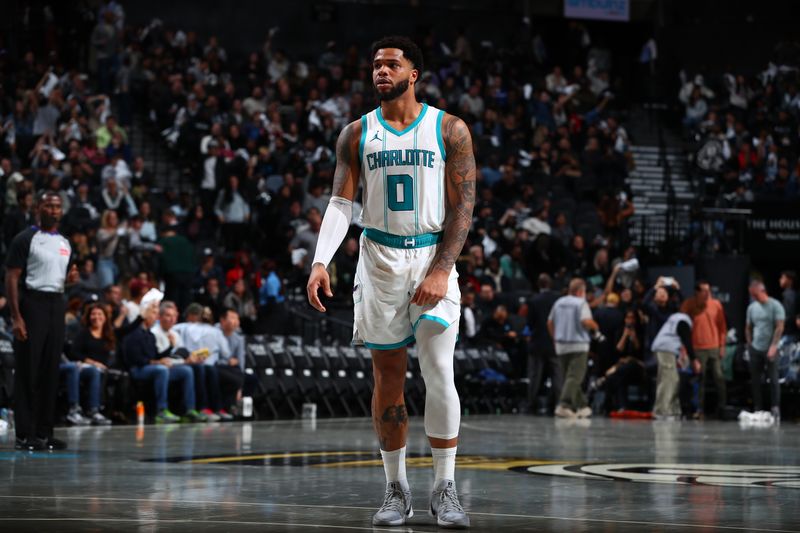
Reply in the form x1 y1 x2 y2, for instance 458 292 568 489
352 229 461 350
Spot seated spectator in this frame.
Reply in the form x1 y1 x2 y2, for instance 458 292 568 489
63 303 114 425
197 277 225 322
214 174 251 252
599 310 645 412
96 210 124 288
95 115 127 150
97 178 137 220
214 308 247 414
123 278 150 322
122 302 205 423
151 301 183 357
171 303 234 421
479 305 518 352
222 278 258 334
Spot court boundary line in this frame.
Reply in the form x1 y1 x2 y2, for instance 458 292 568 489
0 495 795 532
0 518 414 531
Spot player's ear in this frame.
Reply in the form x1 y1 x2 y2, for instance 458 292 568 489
409 68 419 86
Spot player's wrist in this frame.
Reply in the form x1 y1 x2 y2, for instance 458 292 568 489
312 262 328 271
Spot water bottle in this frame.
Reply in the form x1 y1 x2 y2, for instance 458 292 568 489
136 401 145 425
242 396 253 418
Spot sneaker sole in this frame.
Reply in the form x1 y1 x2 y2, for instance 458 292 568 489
372 506 413 526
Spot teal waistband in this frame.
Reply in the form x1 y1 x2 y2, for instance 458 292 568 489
363 228 443 249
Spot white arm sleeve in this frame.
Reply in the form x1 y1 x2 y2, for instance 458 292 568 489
312 196 352 269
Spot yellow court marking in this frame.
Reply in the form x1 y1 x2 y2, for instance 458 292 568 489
186 451 376 464
185 451 572 470
313 455 568 470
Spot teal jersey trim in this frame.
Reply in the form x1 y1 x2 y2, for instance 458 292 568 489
413 125 419 234
382 128 388 231
363 228 443 248
358 115 367 164
435 109 447 161
413 314 454 333
364 335 415 350
376 103 429 136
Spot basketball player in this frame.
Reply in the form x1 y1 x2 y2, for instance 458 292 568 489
307 36 475 528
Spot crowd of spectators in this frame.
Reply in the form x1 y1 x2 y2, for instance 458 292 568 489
0 9 636 342
0 4 797 422
682 64 800 204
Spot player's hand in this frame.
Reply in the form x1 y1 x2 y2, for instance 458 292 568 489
307 263 332 313
12 316 28 341
411 270 448 308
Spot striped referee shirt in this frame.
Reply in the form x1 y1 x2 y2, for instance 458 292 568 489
5 226 72 293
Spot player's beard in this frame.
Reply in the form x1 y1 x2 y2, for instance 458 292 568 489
374 77 410 102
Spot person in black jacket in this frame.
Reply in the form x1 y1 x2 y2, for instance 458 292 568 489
122 302 205 423
526 274 561 413
61 303 114 425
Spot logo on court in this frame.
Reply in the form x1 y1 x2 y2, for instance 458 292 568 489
141 452 800 489
518 463 800 489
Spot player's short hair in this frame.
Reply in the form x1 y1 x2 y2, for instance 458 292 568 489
371 36 424 72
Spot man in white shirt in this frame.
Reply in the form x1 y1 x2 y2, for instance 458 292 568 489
151 300 183 356
171 303 233 421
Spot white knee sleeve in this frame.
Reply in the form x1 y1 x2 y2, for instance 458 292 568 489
415 320 460 440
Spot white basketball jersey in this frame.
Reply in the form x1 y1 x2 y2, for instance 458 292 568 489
358 103 447 236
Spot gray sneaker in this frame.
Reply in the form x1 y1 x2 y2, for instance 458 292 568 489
430 479 470 529
87 409 112 426
66 406 91 426
372 481 413 526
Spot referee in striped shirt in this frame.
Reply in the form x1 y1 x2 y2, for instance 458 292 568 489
5 192 79 451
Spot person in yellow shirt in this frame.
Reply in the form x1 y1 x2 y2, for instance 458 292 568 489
95 115 127 150
680 280 727 419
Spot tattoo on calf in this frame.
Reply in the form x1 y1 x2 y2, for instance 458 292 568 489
381 404 408 426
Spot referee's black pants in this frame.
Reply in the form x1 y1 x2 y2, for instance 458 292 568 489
13 290 65 440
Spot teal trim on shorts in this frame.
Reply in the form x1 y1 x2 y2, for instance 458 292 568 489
358 115 367 164
435 109 446 161
413 314 454 333
363 227 443 248
364 335 416 350
376 103 429 136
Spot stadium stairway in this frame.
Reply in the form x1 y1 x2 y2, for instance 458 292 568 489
624 103 695 255
128 114 187 193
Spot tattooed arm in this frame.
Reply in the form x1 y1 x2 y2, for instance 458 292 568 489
307 119 361 312
329 119 362 200
411 114 476 307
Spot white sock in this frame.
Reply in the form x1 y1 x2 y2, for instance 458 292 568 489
431 446 457 484
380 447 408 486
